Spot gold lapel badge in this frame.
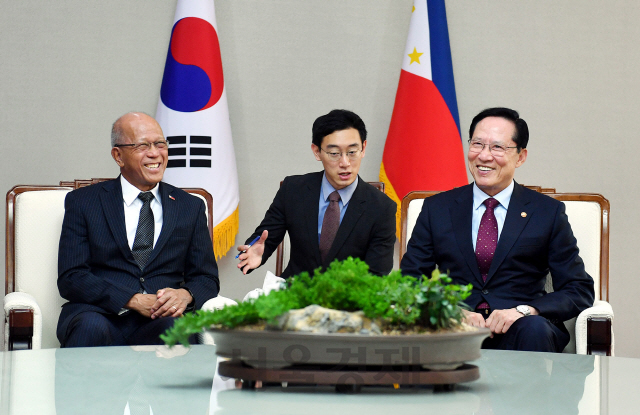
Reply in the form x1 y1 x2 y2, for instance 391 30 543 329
521 212 527 218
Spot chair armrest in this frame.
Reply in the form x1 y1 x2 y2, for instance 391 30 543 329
575 300 614 356
4 292 43 350
243 288 264 302
243 271 286 302
201 295 238 311
198 295 238 345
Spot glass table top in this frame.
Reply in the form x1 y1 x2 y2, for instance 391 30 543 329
1 345 638 414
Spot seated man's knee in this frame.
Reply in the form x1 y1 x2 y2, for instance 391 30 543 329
126 316 182 346
63 312 123 347
511 315 552 335
508 315 567 352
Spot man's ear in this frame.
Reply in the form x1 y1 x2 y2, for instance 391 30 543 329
360 140 367 157
515 148 528 168
111 147 124 167
311 144 321 161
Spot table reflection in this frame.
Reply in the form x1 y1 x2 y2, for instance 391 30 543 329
473 350 596 415
53 345 233 415
3 345 639 415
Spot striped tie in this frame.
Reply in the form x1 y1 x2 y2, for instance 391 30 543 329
132 192 154 269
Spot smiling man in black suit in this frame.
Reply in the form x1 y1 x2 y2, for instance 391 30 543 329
57 112 220 347
237 109 396 278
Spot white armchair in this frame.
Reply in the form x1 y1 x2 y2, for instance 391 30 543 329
4 179 235 350
400 186 613 356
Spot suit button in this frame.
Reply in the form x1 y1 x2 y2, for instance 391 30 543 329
140 278 145 283
482 289 489 295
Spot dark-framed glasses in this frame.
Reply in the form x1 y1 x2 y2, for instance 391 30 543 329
114 140 169 152
468 140 517 157
320 147 362 162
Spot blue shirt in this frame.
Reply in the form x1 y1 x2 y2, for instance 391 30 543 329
471 180 514 250
318 174 358 242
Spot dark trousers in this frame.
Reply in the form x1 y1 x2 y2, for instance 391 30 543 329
61 310 195 348
480 312 570 353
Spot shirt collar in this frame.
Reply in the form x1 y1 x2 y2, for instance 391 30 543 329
120 175 160 207
321 173 358 205
472 180 514 211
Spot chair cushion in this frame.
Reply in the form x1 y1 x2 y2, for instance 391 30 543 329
562 200 602 299
14 189 71 348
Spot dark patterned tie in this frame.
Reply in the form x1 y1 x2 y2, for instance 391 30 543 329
475 198 500 280
132 192 154 269
476 198 499 312
319 191 341 262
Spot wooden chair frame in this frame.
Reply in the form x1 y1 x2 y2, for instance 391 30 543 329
5 178 214 350
400 186 612 355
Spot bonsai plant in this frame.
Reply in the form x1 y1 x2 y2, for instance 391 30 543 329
162 258 473 347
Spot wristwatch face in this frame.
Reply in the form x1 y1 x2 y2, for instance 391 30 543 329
516 305 530 316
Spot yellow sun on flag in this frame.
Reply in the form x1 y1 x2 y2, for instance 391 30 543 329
408 47 423 65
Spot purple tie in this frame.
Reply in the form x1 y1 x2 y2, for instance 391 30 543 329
476 198 500 281
475 198 499 313
319 191 340 262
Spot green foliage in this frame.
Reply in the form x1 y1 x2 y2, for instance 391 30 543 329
416 270 472 329
161 258 472 347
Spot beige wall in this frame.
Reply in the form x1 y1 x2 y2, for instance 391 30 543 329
1 0 638 357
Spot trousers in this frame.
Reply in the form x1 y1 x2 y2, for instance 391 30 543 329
61 310 196 347
481 314 570 353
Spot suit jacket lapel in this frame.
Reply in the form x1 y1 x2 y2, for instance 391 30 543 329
450 185 483 283
325 177 366 265
486 182 532 282
100 178 135 263
146 182 177 266
303 174 322 265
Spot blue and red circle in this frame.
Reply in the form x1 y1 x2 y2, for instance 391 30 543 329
160 17 224 112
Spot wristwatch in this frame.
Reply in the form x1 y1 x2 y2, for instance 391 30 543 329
516 305 531 316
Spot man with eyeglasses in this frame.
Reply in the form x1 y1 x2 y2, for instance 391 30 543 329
57 112 220 347
237 109 396 278
400 107 594 353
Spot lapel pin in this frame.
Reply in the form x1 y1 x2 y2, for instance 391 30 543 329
521 212 527 218
169 195 176 200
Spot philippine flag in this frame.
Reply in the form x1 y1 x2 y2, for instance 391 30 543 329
380 0 468 237
156 0 239 259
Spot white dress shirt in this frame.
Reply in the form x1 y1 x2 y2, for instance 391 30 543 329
471 180 514 250
120 175 163 250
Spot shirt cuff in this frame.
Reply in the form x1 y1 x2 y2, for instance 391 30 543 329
183 287 195 311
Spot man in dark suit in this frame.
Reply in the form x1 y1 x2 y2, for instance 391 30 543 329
57 112 220 347
237 109 396 278
400 107 594 352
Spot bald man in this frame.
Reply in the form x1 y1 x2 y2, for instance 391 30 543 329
57 112 220 347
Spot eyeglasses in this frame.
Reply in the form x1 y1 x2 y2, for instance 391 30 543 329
320 147 362 162
468 140 517 157
114 140 169 152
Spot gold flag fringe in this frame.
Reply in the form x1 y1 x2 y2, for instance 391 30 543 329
212 205 239 260
379 162 402 239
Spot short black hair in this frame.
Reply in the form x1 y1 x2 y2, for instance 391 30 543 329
312 109 367 147
468 107 529 151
